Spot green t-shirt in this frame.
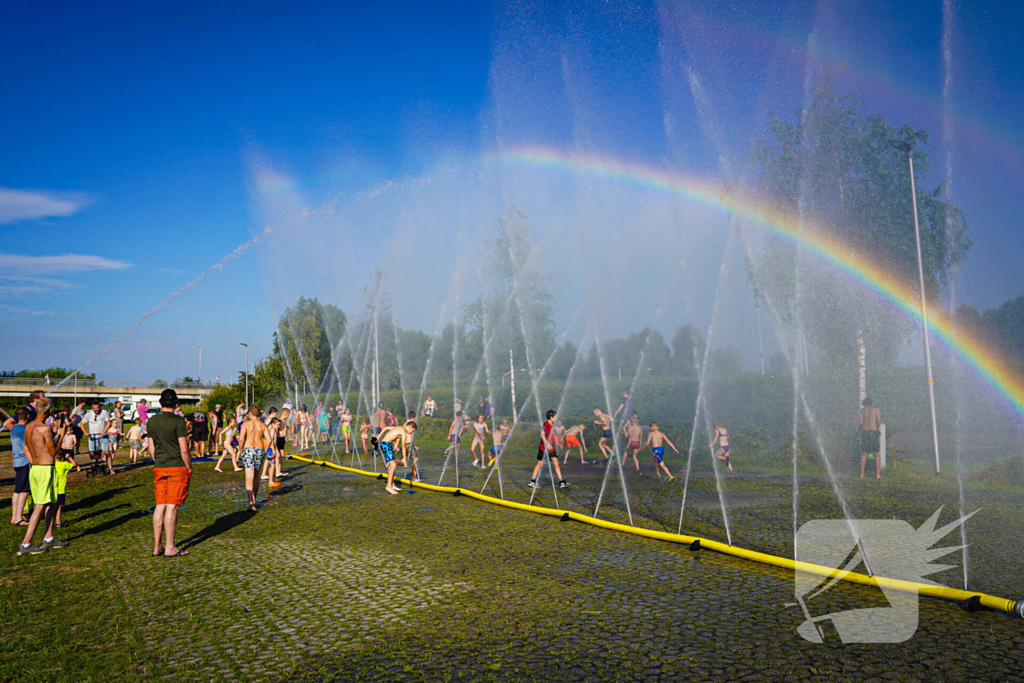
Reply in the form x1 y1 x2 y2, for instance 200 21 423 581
147 411 188 469
55 460 75 495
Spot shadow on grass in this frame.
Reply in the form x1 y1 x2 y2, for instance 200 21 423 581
179 509 256 550
65 502 132 527
71 507 153 540
65 486 142 513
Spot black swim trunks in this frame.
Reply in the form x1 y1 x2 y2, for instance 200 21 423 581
860 429 880 453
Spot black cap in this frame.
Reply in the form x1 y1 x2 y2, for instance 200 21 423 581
159 388 179 408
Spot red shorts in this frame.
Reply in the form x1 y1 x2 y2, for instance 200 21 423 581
566 435 581 448
154 467 191 506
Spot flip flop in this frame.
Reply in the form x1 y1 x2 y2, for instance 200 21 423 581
152 547 165 557
164 549 189 558
11 520 29 527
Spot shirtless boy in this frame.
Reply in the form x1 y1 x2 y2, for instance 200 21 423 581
238 406 269 510
444 411 465 459
859 398 882 479
377 421 417 494
17 399 67 555
488 419 510 467
593 407 614 459
562 424 588 464
643 422 678 481
709 422 733 472
470 413 491 467
623 416 644 471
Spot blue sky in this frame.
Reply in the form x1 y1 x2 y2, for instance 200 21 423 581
2 0 1023 383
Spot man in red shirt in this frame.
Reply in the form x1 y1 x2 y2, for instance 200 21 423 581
528 410 569 489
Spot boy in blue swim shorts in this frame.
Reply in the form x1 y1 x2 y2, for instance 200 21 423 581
376 421 416 495
643 422 679 481
592 407 614 460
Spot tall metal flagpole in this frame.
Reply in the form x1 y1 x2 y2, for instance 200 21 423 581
891 138 941 475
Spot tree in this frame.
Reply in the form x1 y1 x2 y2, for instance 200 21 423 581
276 296 348 394
749 76 971 401
670 325 706 377
465 207 556 381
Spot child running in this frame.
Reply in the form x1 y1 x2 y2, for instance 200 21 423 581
623 415 643 471
643 422 678 481
709 422 734 472
562 424 588 464
592 407 614 460
529 410 570 489
470 413 490 467
377 421 417 494
214 419 240 472
444 411 465 459
488 419 509 467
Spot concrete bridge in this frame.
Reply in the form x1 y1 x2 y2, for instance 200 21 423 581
0 378 214 404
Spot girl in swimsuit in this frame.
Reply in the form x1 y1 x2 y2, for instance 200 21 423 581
341 408 353 454
470 414 491 467
215 422 241 472
709 422 733 472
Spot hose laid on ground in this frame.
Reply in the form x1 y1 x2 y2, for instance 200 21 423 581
291 454 1024 618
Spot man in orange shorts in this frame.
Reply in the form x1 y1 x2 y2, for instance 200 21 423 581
146 389 192 558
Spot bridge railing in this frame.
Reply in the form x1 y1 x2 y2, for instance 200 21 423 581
0 377 218 389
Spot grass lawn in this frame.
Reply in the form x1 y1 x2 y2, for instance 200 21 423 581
1 434 1023 682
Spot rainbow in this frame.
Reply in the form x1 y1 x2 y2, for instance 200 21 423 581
492 146 1024 420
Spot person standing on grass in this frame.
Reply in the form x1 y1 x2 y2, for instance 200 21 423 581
593 407 614 460
643 422 678 482
127 418 143 464
188 408 209 458
359 418 371 455
82 400 112 475
239 405 269 510
147 389 191 558
9 408 32 527
53 450 80 527
70 398 86 454
488 419 510 468
860 398 882 479
623 415 643 471
4 390 43 432
340 407 353 454
470 412 491 468
17 398 67 555
136 398 150 434
529 410 569 489
212 404 225 455
405 411 421 482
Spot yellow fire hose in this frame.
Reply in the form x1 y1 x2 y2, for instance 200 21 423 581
292 455 1024 618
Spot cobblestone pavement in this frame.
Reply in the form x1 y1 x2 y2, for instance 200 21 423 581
3 448 1023 682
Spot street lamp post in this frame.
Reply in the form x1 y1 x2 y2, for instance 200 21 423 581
198 345 202 384
239 342 249 407
890 138 941 475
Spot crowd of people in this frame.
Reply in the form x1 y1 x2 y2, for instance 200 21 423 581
8 383 888 559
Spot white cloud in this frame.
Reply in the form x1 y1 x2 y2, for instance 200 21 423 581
0 276 77 297
0 304 54 317
0 187 92 224
0 253 131 297
0 253 132 273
